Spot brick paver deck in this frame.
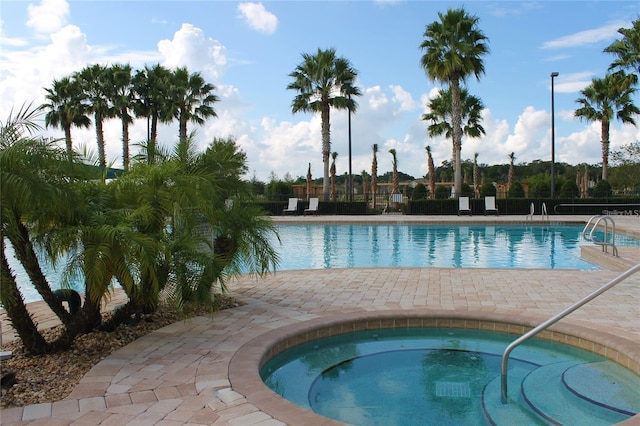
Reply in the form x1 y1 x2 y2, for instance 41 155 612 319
1 215 639 425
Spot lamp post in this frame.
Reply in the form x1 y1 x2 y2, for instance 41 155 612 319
348 91 353 202
550 72 559 199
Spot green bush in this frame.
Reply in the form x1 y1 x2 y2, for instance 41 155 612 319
435 185 450 199
507 181 525 198
480 183 497 197
560 180 580 198
592 179 612 197
412 183 427 200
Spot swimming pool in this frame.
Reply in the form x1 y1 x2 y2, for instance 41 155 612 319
272 223 639 270
7 223 639 303
258 323 640 425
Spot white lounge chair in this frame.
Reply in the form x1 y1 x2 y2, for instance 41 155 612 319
282 197 298 215
304 197 319 215
458 196 471 216
484 196 499 215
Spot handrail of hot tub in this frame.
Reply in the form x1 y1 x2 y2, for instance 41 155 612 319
500 263 640 403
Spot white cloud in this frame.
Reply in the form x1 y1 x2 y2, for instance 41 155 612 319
542 21 626 49
158 23 227 83
237 2 278 34
390 85 419 112
27 0 69 34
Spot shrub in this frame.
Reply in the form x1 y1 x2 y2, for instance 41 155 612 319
412 183 427 200
592 179 612 197
507 181 525 198
480 183 497 197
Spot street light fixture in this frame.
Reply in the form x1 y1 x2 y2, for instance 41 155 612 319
550 72 559 199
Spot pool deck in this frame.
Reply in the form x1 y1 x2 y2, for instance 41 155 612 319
1 215 639 425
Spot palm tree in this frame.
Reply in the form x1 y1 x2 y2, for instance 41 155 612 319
421 86 486 191
76 64 114 168
361 170 369 204
132 64 173 162
420 8 489 198
287 48 360 200
426 146 436 199
473 152 480 198
389 148 399 195
371 144 378 208
604 18 640 75
43 76 91 155
574 72 639 180
508 152 515 191
108 64 134 170
169 67 219 142
330 151 338 200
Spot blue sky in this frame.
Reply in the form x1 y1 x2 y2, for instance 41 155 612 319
1 0 639 182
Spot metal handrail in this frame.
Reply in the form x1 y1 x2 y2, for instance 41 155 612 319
582 215 618 256
500 263 640 403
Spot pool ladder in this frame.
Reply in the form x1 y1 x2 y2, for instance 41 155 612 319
581 214 618 257
525 202 548 221
500 263 640 403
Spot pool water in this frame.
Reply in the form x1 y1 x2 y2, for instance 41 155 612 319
260 328 640 425
272 223 639 270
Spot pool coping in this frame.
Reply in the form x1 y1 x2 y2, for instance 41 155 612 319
229 309 640 426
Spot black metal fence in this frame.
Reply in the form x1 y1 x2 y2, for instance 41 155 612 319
256 197 640 217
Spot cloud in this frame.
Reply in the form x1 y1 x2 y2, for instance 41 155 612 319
542 21 626 49
27 0 69 34
158 23 227 83
237 3 278 34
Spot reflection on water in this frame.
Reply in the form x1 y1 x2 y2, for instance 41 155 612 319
273 223 639 271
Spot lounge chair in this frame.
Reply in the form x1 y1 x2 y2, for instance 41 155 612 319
458 196 472 216
304 197 319 215
484 196 499 215
282 197 298 215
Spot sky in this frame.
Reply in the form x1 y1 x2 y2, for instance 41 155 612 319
1 0 639 182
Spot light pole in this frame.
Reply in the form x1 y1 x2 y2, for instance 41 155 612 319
348 91 353 202
550 71 559 199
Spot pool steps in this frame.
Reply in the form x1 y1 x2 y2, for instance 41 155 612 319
483 361 639 425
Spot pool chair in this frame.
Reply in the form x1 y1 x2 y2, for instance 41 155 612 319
484 196 499 215
304 197 319 215
458 196 472 216
282 197 298 215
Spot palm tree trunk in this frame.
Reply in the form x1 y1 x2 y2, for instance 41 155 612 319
96 115 106 168
122 116 130 171
5 215 74 327
64 125 73 155
451 78 463 198
321 104 331 201
601 120 610 181
1 245 50 355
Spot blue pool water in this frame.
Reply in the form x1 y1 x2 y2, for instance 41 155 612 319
271 223 639 270
7 223 640 303
260 327 640 425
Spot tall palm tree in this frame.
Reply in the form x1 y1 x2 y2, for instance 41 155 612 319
574 72 639 180
361 170 369 204
287 48 360 200
371 144 378 208
76 64 114 168
421 86 485 188
420 8 489 198
508 152 515 190
132 64 173 162
426 146 436 199
330 151 338 200
604 18 640 75
43 76 91 155
108 64 134 170
169 67 219 142
389 148 399 195
473 152 480 198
